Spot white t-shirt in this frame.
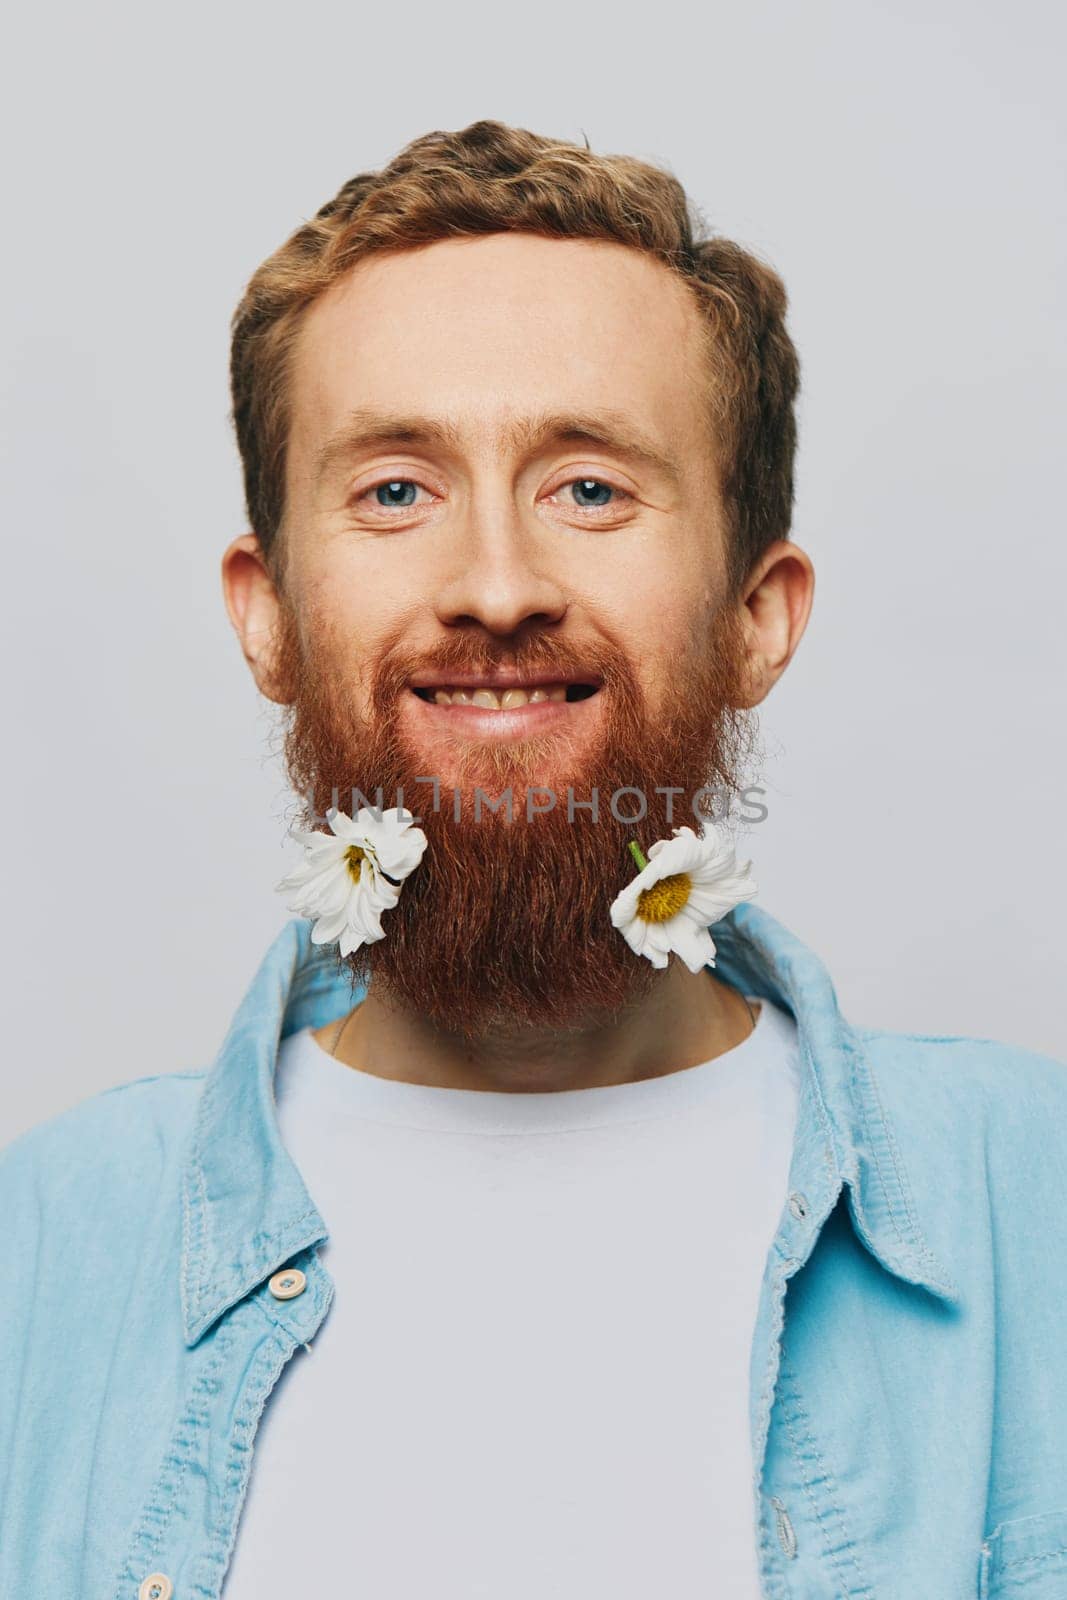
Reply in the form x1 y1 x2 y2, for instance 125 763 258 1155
223 994 801 1598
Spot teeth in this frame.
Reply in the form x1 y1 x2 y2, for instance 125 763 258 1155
420 682 579 708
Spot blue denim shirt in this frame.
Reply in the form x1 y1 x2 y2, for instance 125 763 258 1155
3 901 1067 1599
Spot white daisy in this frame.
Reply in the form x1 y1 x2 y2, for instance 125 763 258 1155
276 805 428 958
609 823 757 973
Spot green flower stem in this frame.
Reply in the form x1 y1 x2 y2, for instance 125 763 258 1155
628 840 649 873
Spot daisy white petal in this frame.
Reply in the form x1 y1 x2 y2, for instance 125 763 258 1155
324 806 363 840
298 833 350 864
645 826 706 873
275 804 426 958
309 906 351 945
685 865 758 924
662 916 719 974
608 873 648 931
610 821 757 971
356 806 429 881
618 914 672 969
338 898 387 958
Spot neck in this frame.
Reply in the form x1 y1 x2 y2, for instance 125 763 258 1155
314 963 758 1092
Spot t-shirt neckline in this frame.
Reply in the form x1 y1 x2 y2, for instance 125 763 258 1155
275 996 796 1136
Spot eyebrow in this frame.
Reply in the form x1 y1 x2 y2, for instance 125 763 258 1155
312 406 682 490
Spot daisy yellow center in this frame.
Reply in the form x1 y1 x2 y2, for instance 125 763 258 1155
344 844 367 883
636 872 692 923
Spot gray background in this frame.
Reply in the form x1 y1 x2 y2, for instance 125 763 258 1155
2 0 1064 1144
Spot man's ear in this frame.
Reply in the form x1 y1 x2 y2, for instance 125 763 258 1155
221 532 292 705
733 540 815 709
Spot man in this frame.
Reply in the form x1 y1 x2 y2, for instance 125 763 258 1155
2 120 1065 1600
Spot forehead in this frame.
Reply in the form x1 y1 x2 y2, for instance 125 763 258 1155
287 233 711 464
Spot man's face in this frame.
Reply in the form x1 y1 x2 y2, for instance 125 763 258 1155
255 233 760 1037
279 232 735 780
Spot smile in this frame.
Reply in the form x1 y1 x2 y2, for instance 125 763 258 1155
410 680 600 710
404 674 605 743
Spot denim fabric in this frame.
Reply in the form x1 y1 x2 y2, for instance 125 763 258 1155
2 901 1067 1598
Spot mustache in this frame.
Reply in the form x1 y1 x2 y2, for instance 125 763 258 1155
369 631 641 716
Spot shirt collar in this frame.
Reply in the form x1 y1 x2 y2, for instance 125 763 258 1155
180 903 960 1346
711 906 960 1307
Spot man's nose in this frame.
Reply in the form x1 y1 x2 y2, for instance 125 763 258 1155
432 501 568 637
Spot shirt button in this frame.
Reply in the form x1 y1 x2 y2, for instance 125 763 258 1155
139 1576 174 1600
788 1191 809 1220
269 1266 307 1300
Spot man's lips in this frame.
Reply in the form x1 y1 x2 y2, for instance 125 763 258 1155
409 675 602 710
403 676 603 740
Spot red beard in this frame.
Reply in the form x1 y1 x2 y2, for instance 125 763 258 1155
271 599 758 1042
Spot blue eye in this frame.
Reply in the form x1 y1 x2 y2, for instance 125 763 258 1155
374 480 418 507
354 474 630 522
569 478 615 507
